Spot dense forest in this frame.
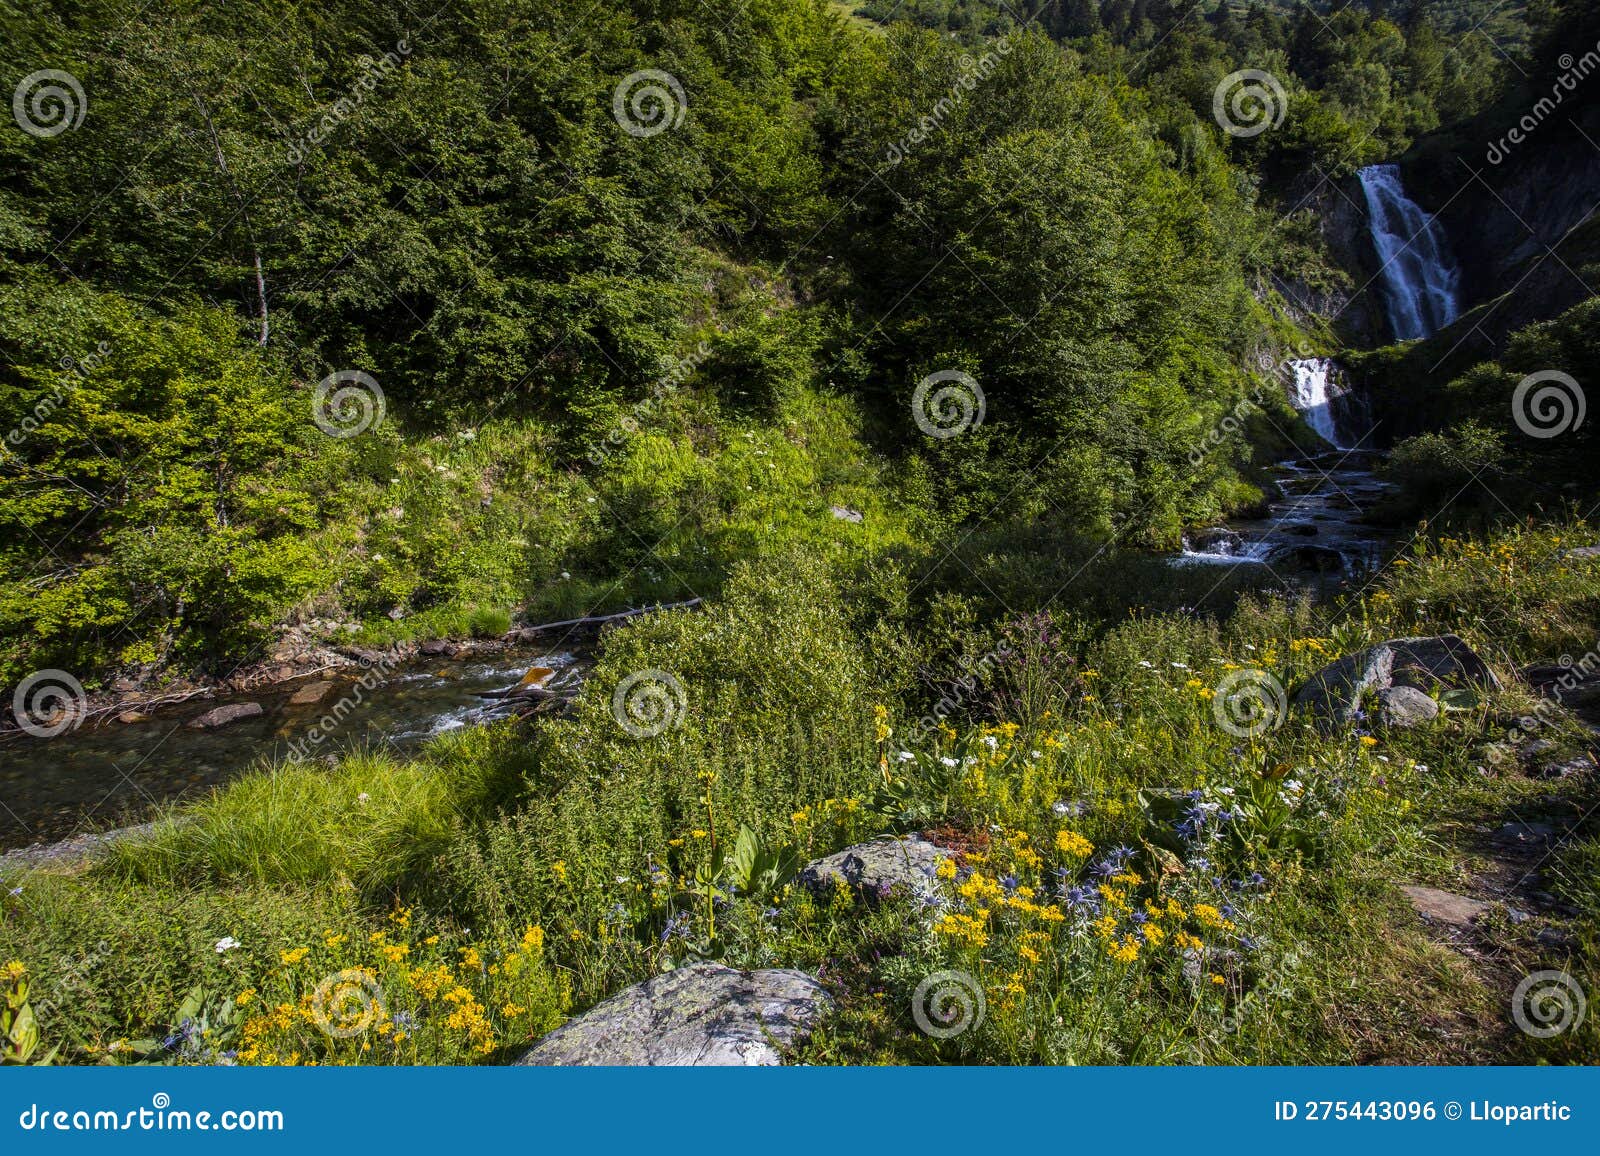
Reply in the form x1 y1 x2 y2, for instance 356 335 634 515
2 0 1594 683
2 0 1598 1070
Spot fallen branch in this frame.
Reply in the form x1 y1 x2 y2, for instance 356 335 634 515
81 687 216 724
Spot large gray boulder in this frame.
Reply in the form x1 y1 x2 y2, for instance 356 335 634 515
797 835 947 898
1295 634 1498 729
514 963 829 1066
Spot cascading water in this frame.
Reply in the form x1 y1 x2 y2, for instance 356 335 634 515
1289 358 1346 448
1358 164 1462 341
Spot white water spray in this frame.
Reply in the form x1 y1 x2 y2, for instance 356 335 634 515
1358 164 1461 341
1288 358 1346 448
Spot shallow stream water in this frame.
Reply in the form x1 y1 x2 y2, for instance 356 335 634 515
0 649 582 853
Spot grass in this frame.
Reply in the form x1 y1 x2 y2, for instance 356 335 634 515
3 521 1598 1065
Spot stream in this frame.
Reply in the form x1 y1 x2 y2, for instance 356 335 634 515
1 648 583 854
2 165 1465 862
1174 162 1463 586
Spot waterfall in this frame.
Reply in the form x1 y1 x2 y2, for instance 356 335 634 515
1287 357 1371 449
1358 164 1461 341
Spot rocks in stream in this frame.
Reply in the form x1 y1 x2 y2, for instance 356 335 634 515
1183 527 1244 556
288 681 334 706
1269 544 1344 573
186 702 265 730
797 835 948 899
514 963 830 1066
1295 634 1499 730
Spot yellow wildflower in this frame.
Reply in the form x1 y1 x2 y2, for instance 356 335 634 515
1107 936 1141 964
1054 829 1093 858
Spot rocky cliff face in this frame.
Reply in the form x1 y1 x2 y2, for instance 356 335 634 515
1404 105 1600 352
1284 105 1600 358
1275 170 1389 348
1438 115 1600 309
